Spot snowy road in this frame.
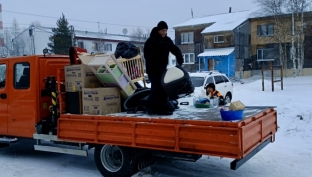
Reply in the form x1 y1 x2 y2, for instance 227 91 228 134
1 76 312 177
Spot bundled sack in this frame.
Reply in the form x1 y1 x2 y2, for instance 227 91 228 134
123 87 178 114
114 42 139 59
161 65 194 100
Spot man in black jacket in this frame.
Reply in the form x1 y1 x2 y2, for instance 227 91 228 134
144 21 184 115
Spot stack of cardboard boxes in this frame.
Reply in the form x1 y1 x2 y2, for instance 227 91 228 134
64 63 122 115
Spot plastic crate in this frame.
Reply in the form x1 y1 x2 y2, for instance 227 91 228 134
220 109 244 121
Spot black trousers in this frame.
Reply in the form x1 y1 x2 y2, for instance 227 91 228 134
148 74 168 112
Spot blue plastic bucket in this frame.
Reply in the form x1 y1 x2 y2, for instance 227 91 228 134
220 109 244 121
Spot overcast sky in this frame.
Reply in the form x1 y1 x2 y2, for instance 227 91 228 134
1 0 258 38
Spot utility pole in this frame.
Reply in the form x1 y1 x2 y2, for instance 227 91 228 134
98 22 103 52
70 25 75 46
290 0 296 76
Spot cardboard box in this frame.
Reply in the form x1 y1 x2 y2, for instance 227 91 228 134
82 87 121 115
229 100 245 110
64 64 102 92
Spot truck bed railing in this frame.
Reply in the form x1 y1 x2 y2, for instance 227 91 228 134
57 108 277 159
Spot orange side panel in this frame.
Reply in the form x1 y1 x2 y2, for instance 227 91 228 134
241 111 278 157
57 109 277 159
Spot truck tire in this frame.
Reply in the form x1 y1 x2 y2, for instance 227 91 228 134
94 145 137 177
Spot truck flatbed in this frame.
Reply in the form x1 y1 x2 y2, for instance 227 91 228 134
108 106 270 121
57 106 277 161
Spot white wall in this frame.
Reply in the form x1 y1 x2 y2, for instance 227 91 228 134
33 28 51 54
14 27 51 55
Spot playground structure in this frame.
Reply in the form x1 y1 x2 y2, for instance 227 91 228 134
261 61 283 92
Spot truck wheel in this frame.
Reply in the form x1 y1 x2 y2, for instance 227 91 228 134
94 145 137 177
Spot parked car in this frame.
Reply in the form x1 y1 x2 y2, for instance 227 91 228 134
178 71 233 105
191 71 233 104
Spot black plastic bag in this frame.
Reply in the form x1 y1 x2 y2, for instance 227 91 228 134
114 42 139 59
123 87 178 114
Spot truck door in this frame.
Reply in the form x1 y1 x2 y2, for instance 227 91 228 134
0 61 8 133
8 60 37 137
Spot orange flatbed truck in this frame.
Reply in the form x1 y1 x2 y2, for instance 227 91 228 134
0 54 278 177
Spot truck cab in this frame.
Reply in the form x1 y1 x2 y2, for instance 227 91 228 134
0 55 69 138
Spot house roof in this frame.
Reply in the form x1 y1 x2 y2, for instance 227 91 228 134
173 10 255 33
198 47 234 57
74 30 134 42
24 26 139 42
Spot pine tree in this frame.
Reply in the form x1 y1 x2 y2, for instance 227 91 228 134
48 13 73 54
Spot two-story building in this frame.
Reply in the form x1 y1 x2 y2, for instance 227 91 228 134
173 10 253 78
11 26 143 56
250 12 312 76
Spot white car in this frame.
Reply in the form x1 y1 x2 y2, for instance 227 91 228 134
178 71 233 105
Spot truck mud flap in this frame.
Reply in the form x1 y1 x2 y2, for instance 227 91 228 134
230 137 271 170
0 137 18 148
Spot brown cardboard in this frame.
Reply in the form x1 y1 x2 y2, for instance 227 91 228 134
64 64 102 92
229 100 246 110
82 87 121 115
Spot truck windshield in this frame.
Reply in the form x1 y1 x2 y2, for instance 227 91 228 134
190 77 205 87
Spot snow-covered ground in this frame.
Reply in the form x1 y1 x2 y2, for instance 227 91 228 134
1 75 312 177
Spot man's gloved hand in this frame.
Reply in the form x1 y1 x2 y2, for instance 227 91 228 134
176 57 184 67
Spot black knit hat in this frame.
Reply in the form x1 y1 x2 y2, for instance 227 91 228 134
205 83 215 90
157 21 168 30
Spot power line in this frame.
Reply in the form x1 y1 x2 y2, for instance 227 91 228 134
2 10 175 32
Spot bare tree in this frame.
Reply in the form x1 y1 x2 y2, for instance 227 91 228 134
254 0 291 76
30 21 42 27
11 18 22 56
1 19 30 57
130 27 150 46
2 27 14 56
285 0 310 76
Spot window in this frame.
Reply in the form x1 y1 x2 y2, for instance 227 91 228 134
77 41 84 48
214 35 225 43
0 64 6 88
181 32 194 43
183 53 195 64
92 42 99 51
104 44 112 51
221 75 230 83
257 48 274 61
257 24 274 36
213 76 224 84
190 77 205 87
14 62 30 89
204 76 214 86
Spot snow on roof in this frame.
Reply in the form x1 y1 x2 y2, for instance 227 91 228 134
75 30 135 42
198 47 234 57
173 10 255 33
30 26 137 42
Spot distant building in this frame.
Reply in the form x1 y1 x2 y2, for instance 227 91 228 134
173 10 253 78
11 26 144 56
